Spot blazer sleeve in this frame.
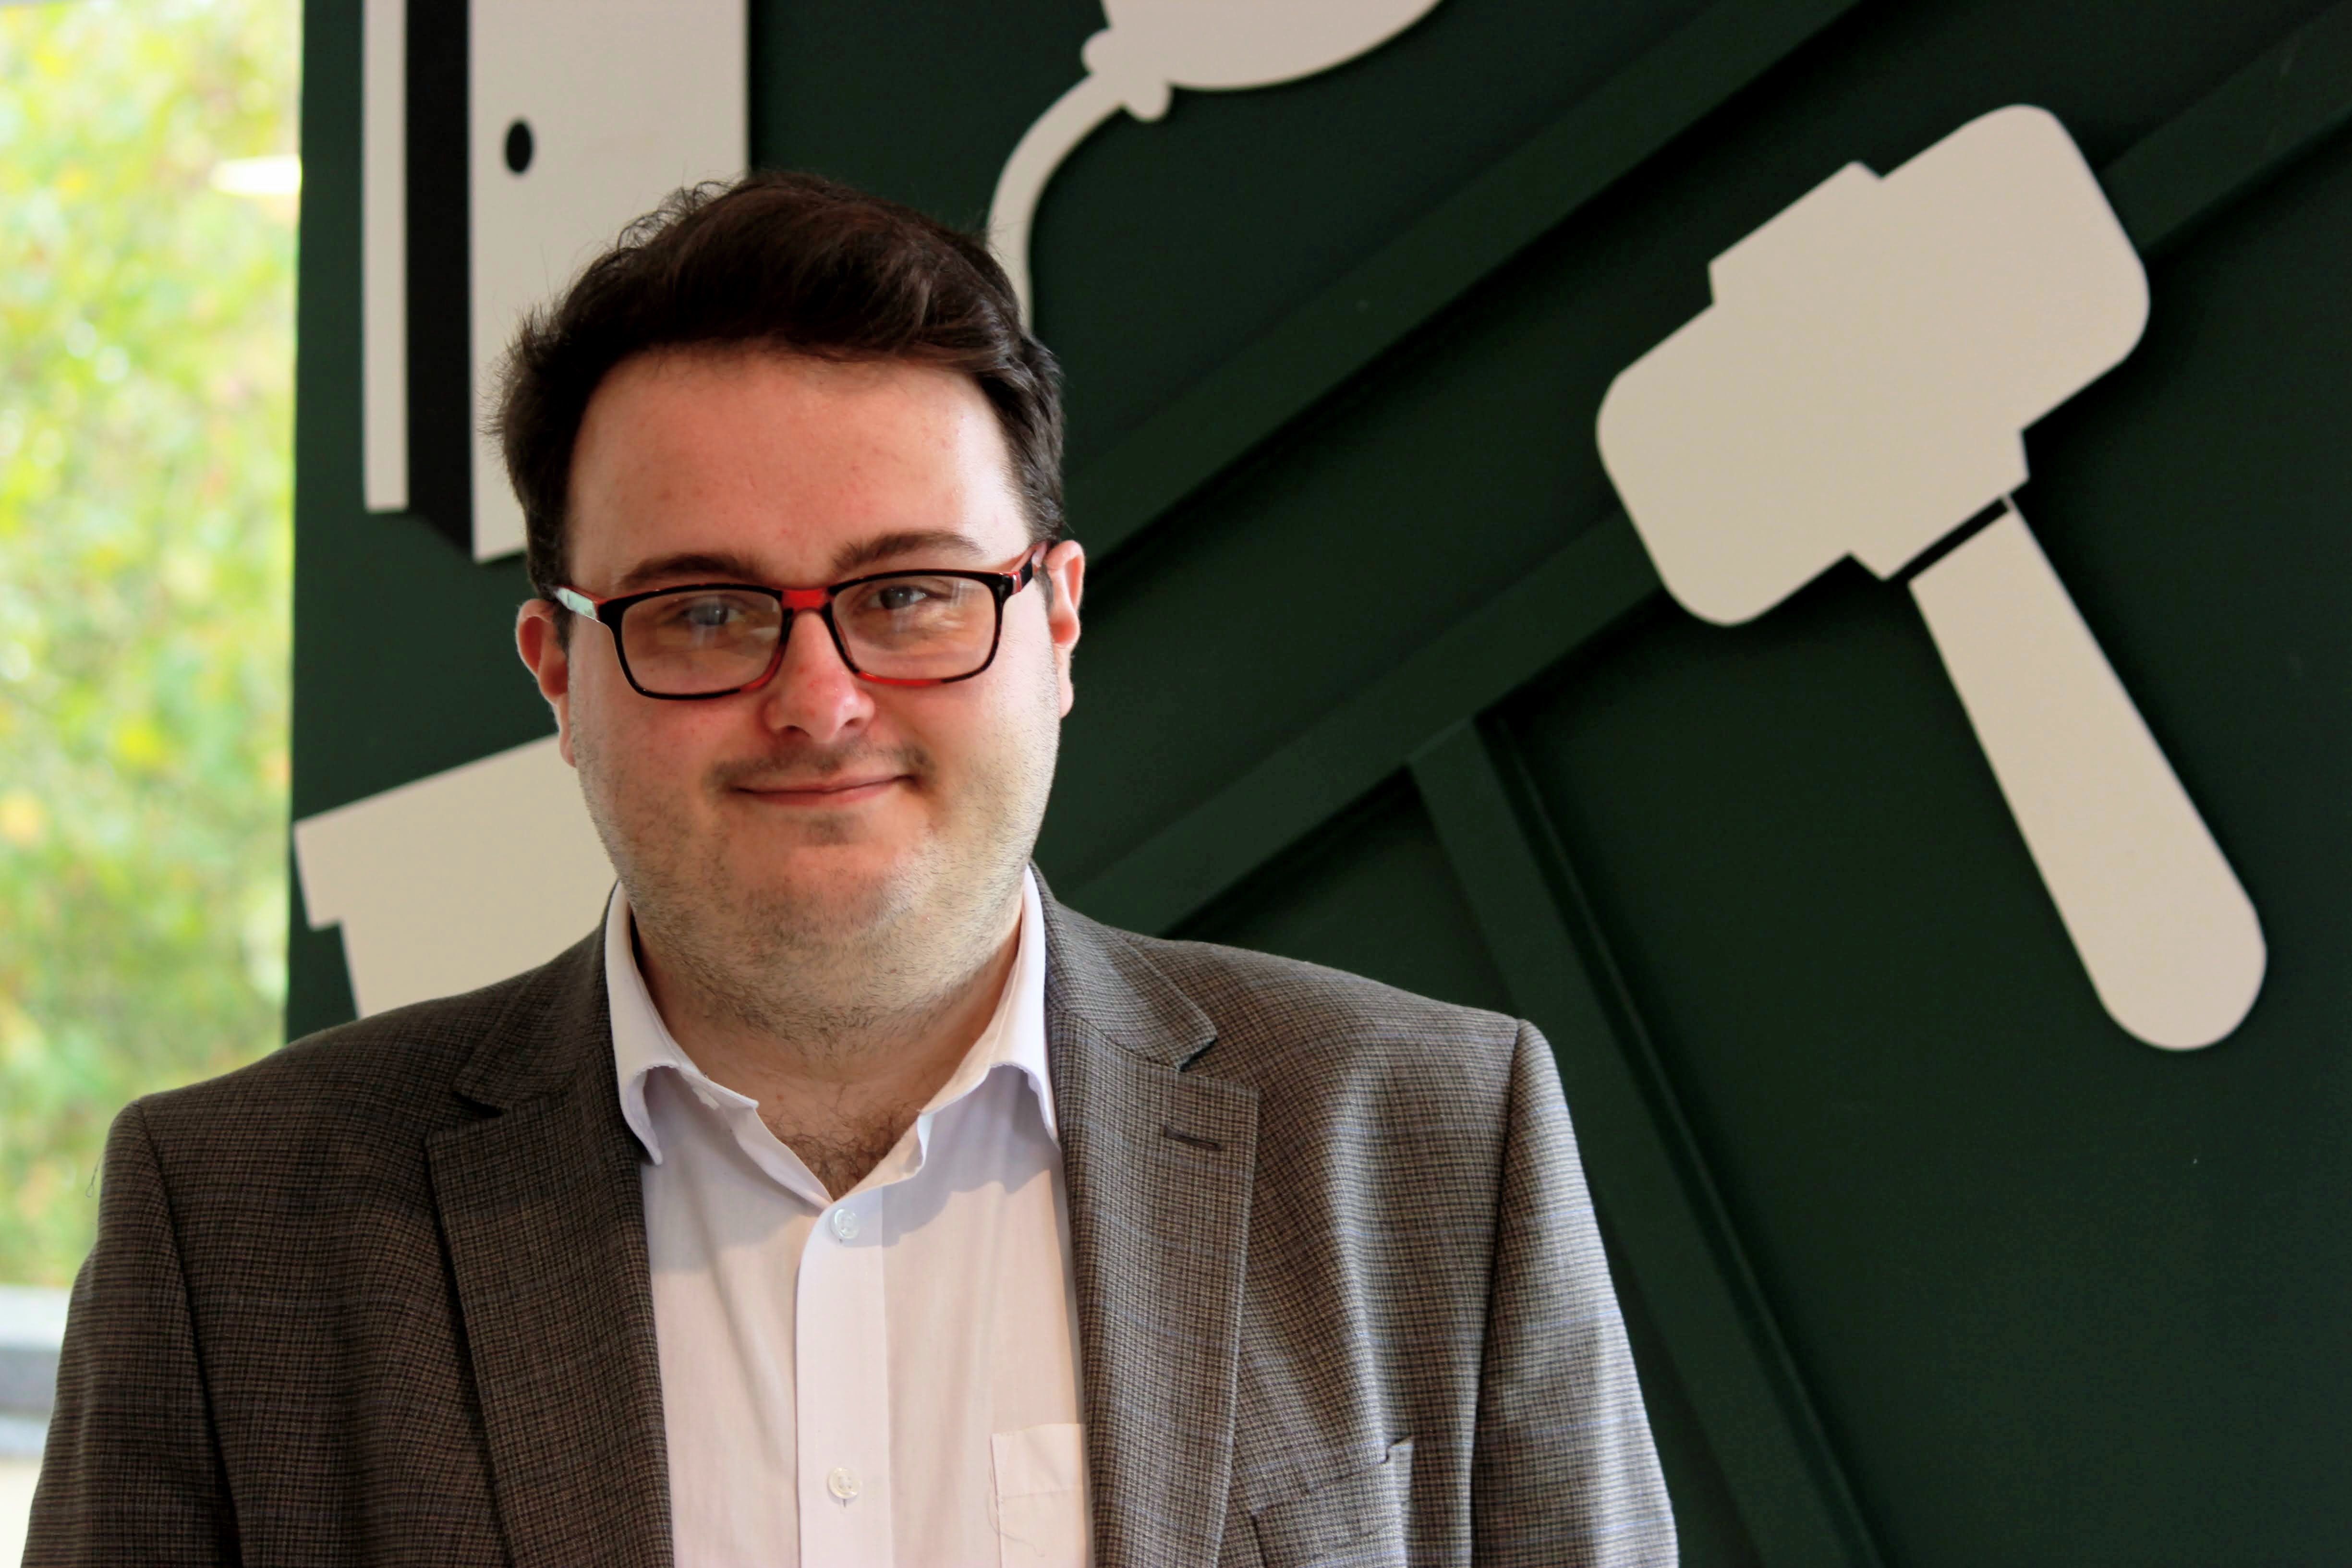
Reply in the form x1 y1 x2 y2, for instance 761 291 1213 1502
1471 1021 1676 1567
26 1100 238 1566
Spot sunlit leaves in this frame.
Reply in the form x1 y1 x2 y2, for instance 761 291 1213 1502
0 0 297 1284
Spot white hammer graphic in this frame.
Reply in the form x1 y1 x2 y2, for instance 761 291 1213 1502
1597 106 2264 1049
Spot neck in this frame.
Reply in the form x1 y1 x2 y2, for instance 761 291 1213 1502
631 885 1023 1197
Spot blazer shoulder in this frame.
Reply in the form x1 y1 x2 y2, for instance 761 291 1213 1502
1114 926 1526 1085
134 932 601 1157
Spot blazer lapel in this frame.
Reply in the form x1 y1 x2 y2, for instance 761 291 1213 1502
1042 884 1261 1568
426 935 671 1568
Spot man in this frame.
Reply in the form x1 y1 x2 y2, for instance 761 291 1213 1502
30 172 1673 1566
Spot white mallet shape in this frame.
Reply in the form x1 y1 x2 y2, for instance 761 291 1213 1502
1596 105 2264 1049
988 0 1446 321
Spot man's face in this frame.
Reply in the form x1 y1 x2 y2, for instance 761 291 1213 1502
517 349 1083 982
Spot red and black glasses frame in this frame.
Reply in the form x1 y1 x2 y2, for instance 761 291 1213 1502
553 543 1048 700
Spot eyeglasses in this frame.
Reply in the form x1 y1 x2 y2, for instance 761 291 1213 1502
554 544 1047 700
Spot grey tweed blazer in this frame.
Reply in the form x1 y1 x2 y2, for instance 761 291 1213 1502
28 882 1673 1567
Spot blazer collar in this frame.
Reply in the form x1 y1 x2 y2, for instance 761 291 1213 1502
1036 872 1216 1068
447 928 612 1111
1039 875 1261 1568
428 931 672 1568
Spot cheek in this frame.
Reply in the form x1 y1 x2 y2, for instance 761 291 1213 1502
572 672 708 800
571 654 634 751
563 630 626 720
886 671 1053 791
975 639 1067 777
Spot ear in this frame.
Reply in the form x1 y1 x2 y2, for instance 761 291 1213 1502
515 599 579 766
1043 540 1085 718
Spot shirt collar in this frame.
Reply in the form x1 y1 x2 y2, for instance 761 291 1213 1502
607 867 1055 1166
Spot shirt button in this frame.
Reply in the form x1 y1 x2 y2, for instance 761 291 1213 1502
826 1466 861 1503
830 1207 861 1241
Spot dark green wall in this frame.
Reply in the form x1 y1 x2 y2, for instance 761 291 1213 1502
292 1 2352 1560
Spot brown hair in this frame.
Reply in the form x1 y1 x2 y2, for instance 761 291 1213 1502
494 170 1064 611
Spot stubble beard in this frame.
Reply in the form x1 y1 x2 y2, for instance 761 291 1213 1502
571 679 1057 1061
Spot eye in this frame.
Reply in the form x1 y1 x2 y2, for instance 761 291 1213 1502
632 589 776 647
842 576 966 621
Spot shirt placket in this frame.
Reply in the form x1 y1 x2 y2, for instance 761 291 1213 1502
794 1183 895 1567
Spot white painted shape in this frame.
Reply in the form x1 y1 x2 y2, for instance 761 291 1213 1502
362 0 407 513
990 0 1446 320
988 74 1127 323
292 734 614 1016
468 0 746 560
1596 105 2147 625
1911 511 2264 1048
1092 0 1445 93
1595 105 2262 1048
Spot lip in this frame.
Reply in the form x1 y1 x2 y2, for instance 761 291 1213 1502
732 775 907 806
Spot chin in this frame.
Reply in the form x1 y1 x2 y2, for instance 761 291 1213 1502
737 836 922 915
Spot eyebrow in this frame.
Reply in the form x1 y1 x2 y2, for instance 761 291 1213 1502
610 550 770 594
608 529 993 594
828 528 993 575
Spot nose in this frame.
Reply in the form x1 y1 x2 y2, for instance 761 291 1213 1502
754 607 873 743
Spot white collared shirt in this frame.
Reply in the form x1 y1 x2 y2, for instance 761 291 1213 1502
607 869 1090 1567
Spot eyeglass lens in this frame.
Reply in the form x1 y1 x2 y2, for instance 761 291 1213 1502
619 574 1002 693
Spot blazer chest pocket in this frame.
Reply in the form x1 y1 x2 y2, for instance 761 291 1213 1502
1249 1438 1413 1568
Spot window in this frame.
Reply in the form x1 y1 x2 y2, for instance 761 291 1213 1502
0 0 298 1543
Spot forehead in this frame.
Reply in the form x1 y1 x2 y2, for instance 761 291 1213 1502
565 348 1025 583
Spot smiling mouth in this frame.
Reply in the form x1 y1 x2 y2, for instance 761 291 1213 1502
732 775 907 804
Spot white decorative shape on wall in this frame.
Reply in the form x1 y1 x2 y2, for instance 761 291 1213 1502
1910 507 2264 1048
468 0 745 560
361 0 406 514
360 0 747 558
989 0 1448 321
292 735 614 1018
362 0 439 527
1595 104 2265 1049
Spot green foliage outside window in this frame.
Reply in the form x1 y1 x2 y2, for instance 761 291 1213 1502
0 0 298 1285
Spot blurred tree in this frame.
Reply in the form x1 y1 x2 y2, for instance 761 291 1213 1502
0 0 297 1285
